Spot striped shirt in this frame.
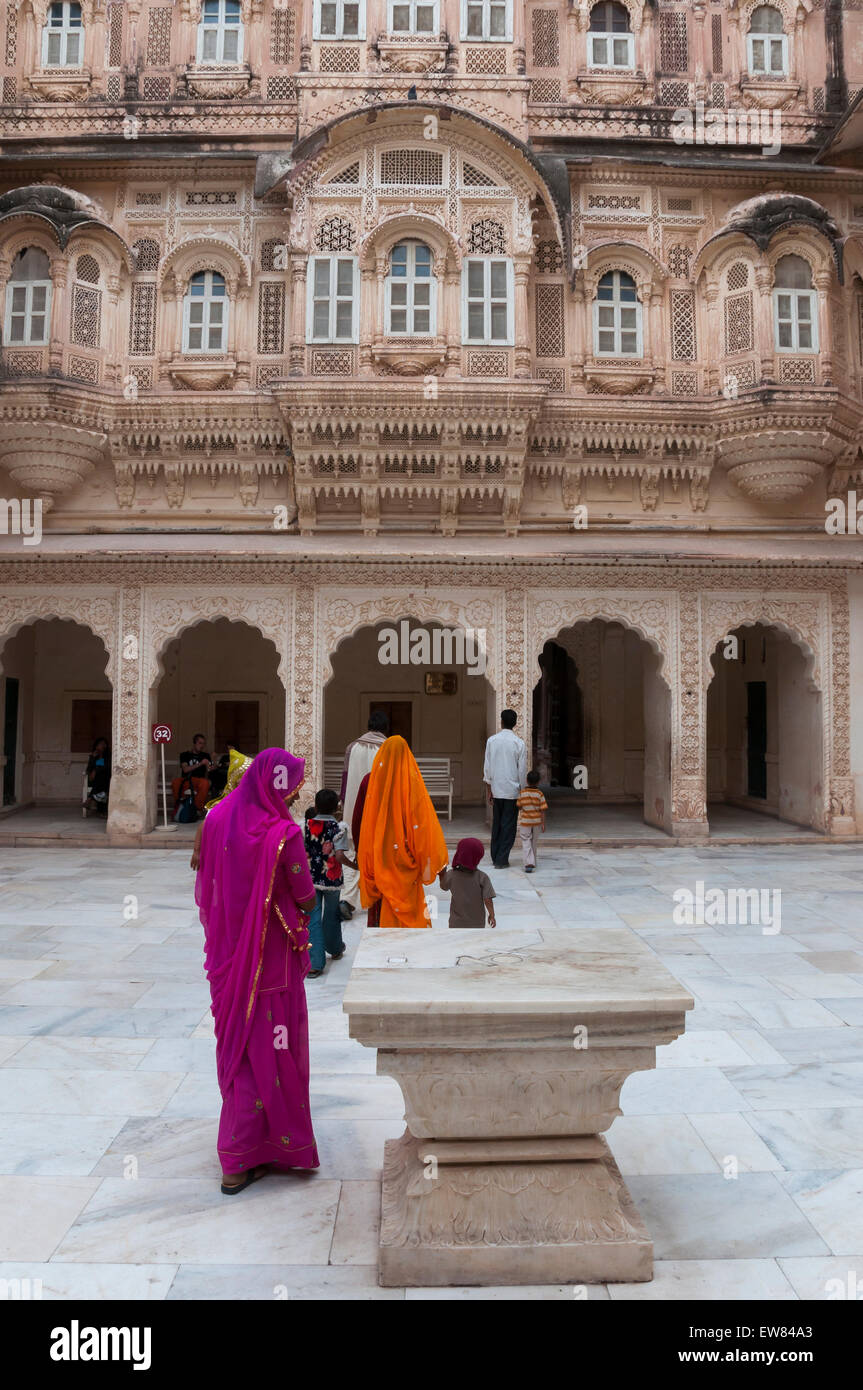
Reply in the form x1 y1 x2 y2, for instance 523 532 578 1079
517 787 548 826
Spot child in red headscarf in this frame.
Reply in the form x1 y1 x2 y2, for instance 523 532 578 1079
438 837 496 929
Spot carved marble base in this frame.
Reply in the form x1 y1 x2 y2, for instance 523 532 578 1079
380 1129 652 1287
343 925 693 1288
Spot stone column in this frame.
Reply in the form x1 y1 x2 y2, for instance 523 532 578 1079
754 265 775 382
671 589 710 840
513 261 532 379
344 924 693 1286
814 269 833 386
108 584 149 844
288 256 307 376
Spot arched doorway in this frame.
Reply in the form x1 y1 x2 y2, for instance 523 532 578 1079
706 623 824 831
0 618 112 828
531 619 672 834
324 618 496 806
148 618 285 830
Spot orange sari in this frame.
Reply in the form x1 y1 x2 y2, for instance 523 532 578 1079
358 735 448 928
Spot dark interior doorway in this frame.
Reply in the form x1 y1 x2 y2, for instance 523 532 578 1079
369 699 412 745
746 680 767 799
532 640 583 786
3 678 18 805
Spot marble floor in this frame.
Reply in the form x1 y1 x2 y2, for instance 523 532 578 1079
0 842 861 1301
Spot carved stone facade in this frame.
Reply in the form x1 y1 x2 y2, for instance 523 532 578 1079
0 3 861 838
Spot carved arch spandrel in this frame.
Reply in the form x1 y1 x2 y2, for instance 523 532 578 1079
700 593 826 694
144 591 292 694
0 592 117 683
528 592 675 686
318 588 505 697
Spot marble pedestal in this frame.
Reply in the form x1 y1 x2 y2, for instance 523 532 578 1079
343 926 694 1287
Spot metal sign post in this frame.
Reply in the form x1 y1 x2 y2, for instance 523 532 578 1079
151 723 176 832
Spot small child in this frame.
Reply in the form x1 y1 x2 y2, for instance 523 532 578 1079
517 770 547 874
438 837 496 929
304 788 357 977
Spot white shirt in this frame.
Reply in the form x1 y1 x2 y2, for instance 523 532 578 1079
483 728 527 800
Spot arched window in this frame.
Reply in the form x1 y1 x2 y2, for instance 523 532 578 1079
183 271 229 353
390 0 437 34
593 270 642 356
198 0 243 64
43 2 83 68
386 241 435 336
4 248 52 345
773 255 817 352
588 2 633 70
747 5 787 77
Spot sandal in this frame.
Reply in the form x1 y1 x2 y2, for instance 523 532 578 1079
330 949 346 961
307 968 324 978
220 1164 267 1196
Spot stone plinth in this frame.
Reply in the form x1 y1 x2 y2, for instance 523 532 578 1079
343 926 694 1287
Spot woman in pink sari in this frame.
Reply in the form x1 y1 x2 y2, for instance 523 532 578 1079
195 747 319 1193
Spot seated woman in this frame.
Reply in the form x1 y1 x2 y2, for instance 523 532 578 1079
357 735 448 928
85 737 111 816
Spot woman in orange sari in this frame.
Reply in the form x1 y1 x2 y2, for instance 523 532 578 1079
357 735 448 928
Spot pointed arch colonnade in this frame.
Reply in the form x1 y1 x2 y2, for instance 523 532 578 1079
0 559 856 841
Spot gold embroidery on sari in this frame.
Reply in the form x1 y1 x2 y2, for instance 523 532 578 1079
245 831 289 1024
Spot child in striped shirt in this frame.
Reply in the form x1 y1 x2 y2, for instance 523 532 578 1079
516 771 547 874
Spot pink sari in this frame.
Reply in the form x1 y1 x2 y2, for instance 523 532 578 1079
195 748 319 1174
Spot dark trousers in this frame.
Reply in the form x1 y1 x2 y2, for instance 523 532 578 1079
308 889 345 972
490 798 519 867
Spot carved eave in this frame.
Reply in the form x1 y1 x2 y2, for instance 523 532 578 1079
696 193 845 282
271 377 547 536
0 186 133 266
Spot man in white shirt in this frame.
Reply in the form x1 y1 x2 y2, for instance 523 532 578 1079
483 709 527 868
338 710 389 915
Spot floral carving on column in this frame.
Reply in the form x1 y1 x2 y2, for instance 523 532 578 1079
674 590 707 826
291 585 317 789
828 585 855 829
116 585 144 775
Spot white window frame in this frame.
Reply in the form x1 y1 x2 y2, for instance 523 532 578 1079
385 241 437 337
306 254 360 343
588 29 634 69
42 1 83 68
747 31 788 77
4 278 52 347
313 0 367 40
197 0 245 64
592 271 643 358
461 257 513 345
182 270 229 354
388 0 438 34
460 0 512 42
772 286 817 353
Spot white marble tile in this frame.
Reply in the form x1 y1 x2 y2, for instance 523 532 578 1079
168 1263 404 1300
778 974 863 1000
606 1115 718 1175
688 1112 785 1173
0 1261 176 1300
0 980 151 1008
92 1117 221 1181
0 1069 184 1117
0 1036 26 1064
723 1063 863 1111
53 1176 341 1265
655 1030 753 1069
0 1114 124 1176
308 1075 405 1121
0 1177 101 1260
777 1170 863 1256
328 1180 381 1265
620 1066 750 1115
132 982 211 1010
626 1174 830 1259
777 1255 863 1301
745 1108 863 1171
743 1000 846 1030
608 1258 796 1301
5 1036 154 1070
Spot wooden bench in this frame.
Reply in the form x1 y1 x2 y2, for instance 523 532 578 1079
323 753 454 820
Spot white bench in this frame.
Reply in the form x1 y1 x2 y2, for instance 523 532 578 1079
323 753 453 820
